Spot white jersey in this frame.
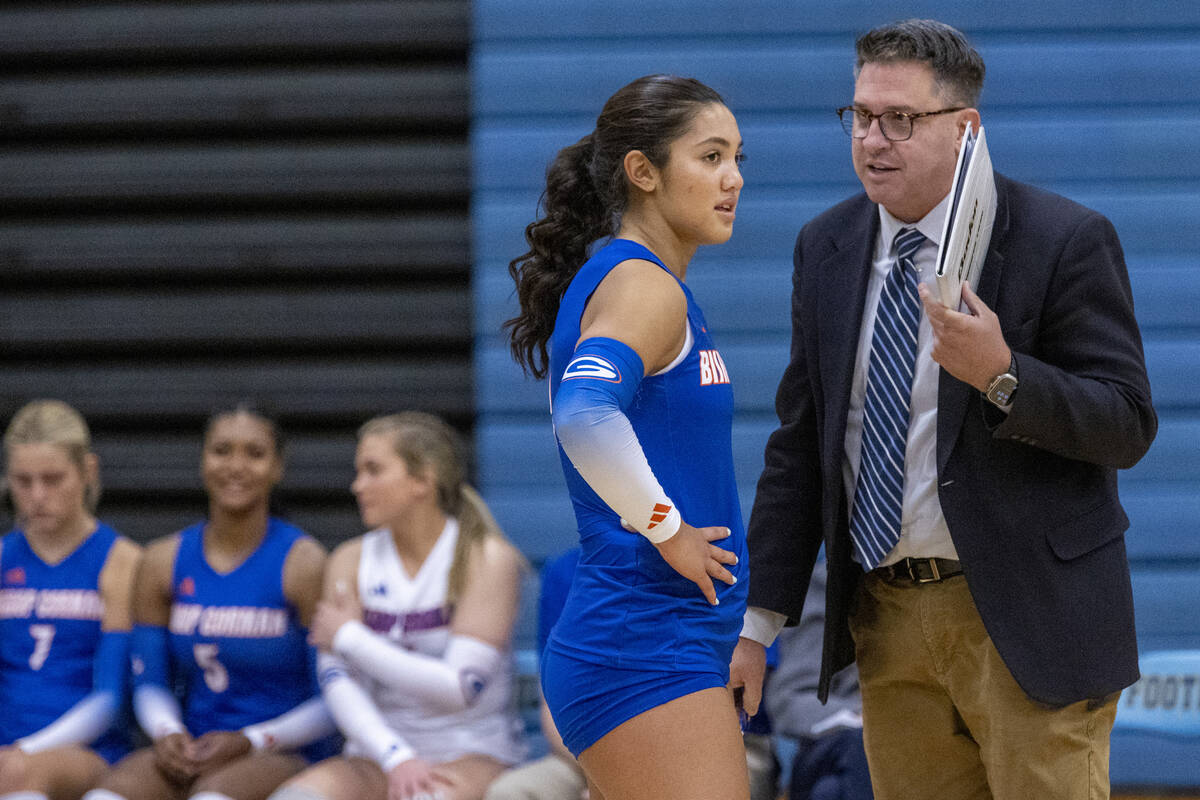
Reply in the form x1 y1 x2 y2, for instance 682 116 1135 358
347 519 523 764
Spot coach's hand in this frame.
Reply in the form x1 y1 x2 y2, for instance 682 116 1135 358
919 281 1010 391
728 636 767 717
654 523 737 606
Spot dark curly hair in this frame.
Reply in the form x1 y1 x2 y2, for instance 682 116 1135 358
504 74 726 378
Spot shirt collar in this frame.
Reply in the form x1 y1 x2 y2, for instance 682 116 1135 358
876 192 951 252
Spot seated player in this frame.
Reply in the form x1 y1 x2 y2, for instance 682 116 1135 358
269 412 525 800
0 400 142 800
84 405 338 800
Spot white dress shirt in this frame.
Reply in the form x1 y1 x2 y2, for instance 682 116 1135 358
742 194 959 647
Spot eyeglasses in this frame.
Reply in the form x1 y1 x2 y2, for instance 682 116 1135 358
836 106 966 142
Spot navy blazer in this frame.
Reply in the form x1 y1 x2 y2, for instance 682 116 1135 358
747 173 1158 707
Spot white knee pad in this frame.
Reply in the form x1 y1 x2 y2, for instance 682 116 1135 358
0 792 49 800
190 793 236 800
81 791 128 800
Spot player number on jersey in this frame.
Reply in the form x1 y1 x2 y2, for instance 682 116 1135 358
193 643 230 693
28 624 56 671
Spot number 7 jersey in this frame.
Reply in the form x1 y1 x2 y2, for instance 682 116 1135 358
0 522 132 760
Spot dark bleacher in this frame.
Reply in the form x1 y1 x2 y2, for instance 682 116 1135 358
472 0 1200 787
0 1 471 550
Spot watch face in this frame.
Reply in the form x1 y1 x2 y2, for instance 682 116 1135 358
989 375 1018 405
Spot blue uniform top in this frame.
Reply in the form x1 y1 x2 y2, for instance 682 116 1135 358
537 547 580 658
0 522 132 761
167 517 328 749
545 238 749 673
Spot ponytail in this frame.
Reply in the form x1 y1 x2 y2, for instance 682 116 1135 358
446 483 511 607
504 75 726 380
505 133 614 379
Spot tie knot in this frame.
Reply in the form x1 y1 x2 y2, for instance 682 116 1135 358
893 227 926 260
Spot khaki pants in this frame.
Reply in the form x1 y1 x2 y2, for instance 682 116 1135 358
849 571 1118 800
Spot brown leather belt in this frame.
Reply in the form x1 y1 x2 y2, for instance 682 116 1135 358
875 557 963 584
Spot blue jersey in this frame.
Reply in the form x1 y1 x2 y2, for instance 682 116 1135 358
0 523 132 761
546 238 749 673
167 517 330 757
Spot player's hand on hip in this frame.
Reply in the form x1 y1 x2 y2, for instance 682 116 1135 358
653 522 737 606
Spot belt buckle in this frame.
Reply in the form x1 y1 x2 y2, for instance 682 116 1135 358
907 558 941 584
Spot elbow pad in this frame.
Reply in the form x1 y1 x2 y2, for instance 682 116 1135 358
553 336 681 542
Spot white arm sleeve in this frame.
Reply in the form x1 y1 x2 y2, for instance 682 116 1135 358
317 652 415 771
554 402 682 543
16 691 116 754
332 622 502 713
552 338 684 543
133 684 186 740
241 696 338 752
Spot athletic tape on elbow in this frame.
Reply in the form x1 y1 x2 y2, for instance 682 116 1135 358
553 337 681 542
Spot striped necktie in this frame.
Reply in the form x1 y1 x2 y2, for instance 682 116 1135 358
850 226 926 570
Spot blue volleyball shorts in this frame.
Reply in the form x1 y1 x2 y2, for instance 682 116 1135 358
541 645 727 757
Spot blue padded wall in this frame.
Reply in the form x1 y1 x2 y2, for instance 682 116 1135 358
473 4 1200 780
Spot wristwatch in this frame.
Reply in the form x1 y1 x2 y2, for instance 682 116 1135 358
984 354 1019 409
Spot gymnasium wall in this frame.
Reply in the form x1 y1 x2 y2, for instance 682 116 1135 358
0 1 472 549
